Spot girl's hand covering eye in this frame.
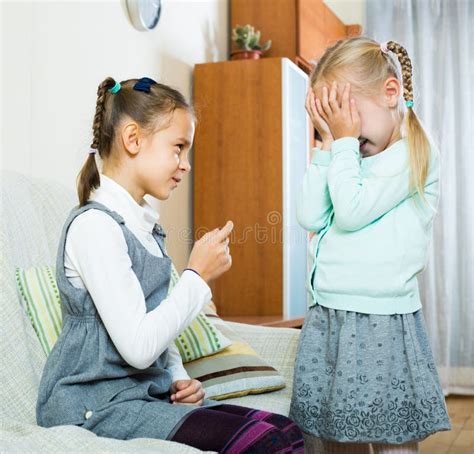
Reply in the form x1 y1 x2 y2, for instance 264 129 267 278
305 88 334 147
316 81 361 140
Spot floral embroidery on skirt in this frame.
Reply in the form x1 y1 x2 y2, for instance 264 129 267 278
289 303 451 444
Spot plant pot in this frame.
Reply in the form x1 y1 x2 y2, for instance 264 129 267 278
230 50 263 60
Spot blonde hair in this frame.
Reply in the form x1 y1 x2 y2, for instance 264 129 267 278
311 37 430 198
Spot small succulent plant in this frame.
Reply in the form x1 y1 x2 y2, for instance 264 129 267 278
232 24 272 52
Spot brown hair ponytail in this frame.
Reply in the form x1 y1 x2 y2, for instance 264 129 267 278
385 41 430 199
77 77 117 206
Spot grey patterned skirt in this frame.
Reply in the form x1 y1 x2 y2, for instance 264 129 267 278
289 303 452 444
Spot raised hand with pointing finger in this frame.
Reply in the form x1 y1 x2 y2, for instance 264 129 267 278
187 220 233 283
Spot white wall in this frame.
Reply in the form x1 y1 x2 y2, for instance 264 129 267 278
1 0 228 271
324 0 366 28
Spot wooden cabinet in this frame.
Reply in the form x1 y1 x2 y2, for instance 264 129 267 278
193 58 310 318
231 0 362 71
193 2 362 318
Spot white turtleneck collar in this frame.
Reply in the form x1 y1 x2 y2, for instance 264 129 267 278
90 174 160 234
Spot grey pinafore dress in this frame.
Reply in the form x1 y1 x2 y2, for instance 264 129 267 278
36 201 220 440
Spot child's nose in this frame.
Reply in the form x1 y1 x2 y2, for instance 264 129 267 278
180 157 191 172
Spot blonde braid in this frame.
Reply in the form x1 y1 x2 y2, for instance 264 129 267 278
385 41 414 105
384 41 430 198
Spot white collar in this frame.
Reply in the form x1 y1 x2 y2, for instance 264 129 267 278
90 174 160 234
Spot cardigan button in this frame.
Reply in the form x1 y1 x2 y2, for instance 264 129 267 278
84 410 93 420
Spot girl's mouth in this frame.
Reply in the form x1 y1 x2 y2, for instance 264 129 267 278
359 137 369 151
171 177 181 188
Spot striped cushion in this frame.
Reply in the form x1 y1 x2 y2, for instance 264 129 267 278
15 266 61 356
183 310 286 400
15 264 231 362
174 312 231 363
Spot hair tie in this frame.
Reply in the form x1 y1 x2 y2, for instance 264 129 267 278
88 147 97 155
406 100 414 108
380 41 390 54
108 82 121 94
133 77 157 93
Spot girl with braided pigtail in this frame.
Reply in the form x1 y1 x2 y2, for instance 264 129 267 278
289 37 451 453
37 77 305 452
76 77 115 205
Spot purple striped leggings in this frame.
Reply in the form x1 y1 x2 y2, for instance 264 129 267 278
170 404 305 453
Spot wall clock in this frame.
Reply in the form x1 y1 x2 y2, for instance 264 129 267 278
124 0 162 31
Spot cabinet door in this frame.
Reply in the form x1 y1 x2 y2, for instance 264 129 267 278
194 58 284 317
281 58 310 318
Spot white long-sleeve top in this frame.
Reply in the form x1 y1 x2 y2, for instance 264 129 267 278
64 173 212 381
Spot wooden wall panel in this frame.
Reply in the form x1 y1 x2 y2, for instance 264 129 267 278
193 59 284 316
230 0 297 60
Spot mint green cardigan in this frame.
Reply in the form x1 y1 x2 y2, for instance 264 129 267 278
298 136 440 314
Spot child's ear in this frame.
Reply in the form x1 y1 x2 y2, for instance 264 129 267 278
384 77 401 108
121 121 141 155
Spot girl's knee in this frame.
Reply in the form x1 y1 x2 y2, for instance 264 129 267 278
245 411 304 448
244 419 305 452
249 423 297 452
265 414 304 445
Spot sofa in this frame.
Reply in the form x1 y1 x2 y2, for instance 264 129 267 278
0 170 303 453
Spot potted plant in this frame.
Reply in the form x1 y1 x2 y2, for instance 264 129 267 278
231 24 272 60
